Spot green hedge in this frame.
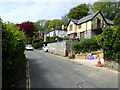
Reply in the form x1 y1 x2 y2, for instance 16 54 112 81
2 22 26 88
32 37 44 43
32 42 43 49
72 37 101 54
96 25 120 63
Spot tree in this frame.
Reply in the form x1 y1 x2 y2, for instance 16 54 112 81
96 25 120 62
15 21 35 38
92 1 120 20
44 20 51 31
114 12 120 25
67 3 90 19
44 19 62 31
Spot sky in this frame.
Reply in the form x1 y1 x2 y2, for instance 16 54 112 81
0 0 98 24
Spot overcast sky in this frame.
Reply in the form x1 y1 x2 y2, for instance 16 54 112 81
0 0 98 24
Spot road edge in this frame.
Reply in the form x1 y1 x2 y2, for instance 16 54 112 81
25 52 31 90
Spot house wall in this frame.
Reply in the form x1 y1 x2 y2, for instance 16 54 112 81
58 30 67 37
46 30 67 37
50 31 54 37
77 21 92 33
67 21 77 34
84 30 92 38
46 33 50 37
91 13 107 28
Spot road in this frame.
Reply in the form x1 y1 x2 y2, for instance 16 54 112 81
26 50 118 88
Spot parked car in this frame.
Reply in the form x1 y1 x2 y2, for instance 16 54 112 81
25 44 34 50
42 44 48 52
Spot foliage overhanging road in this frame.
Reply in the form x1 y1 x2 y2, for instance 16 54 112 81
27 50 118 88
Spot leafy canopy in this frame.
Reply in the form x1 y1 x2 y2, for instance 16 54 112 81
67 3 90 19
15 21 35 38
44 19 62 31
92 1 120 20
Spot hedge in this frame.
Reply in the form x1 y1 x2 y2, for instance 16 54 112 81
95 25 120 63
2 22 26 88
72 37 101 54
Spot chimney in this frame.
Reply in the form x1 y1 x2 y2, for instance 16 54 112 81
62 25 64 30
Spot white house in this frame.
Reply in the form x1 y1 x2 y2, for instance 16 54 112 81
46 26 68 37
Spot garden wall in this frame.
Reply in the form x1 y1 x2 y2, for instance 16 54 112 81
48 40 76 56
104 61 119 71
48 41 67 56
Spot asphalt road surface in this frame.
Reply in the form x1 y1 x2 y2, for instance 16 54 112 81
26 50 118 88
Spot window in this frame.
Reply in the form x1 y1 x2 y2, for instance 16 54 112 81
80 32 84 39
69 24 73 31
78 24 81 29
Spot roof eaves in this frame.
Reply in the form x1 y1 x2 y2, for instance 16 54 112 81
105 18 114 25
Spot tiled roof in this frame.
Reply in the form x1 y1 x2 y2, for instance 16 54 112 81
38 30 49 34
70 11 114 25
70 19 79 24
105 18 114 25
77 11 100 24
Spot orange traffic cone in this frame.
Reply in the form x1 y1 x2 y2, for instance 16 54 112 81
97 55 103 67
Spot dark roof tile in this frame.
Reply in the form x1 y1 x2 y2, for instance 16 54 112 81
77 11 99 24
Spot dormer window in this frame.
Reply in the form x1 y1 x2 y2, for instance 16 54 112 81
69 24 73 31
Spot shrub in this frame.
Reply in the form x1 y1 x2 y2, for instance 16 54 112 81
72 37 101 53
96 26 120 63
2 22 26 88
32 42 43 49
62 36 69 40
46 36 58 43
32 37 44 43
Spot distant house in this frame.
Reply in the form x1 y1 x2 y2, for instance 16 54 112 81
46 26 68 38
67 11 114 39
39 19 46 26
33 30 48 38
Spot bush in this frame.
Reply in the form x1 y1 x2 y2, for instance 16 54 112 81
46 36 58 43
32 37 44 43
2 22 26 88
72 37 101 54
32 42 43 49
62 36 69 40
96 26 120 63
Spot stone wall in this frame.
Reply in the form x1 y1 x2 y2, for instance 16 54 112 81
48 40 77 56
48 41 67 56
104 61 119 71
